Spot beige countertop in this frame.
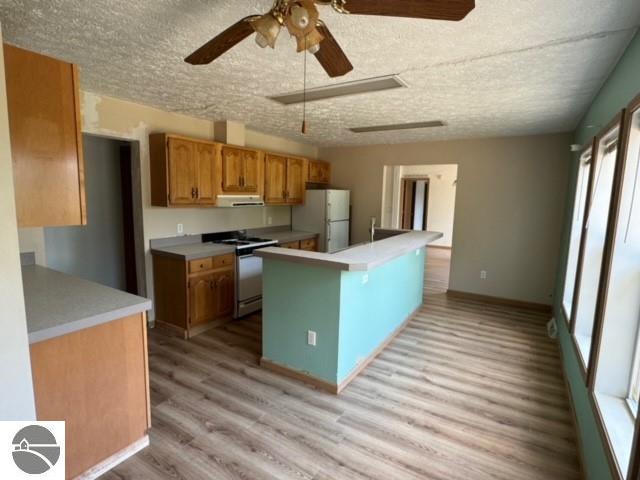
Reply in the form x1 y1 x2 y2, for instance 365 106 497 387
22 265 152 344
255 231 443 272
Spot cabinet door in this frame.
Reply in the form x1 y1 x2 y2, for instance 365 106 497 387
214 270 235 319
286 158 306 204
264 154 287 204
189 274 216 326
320 162 331 183
168 138 197 204
242 150 260 193
195 142 216 204
221 147 244 192
4 44 86 227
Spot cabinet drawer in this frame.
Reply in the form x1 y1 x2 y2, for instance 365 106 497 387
280 241 301 249
189 257 213 274
300 238 317 251
213 254 235 269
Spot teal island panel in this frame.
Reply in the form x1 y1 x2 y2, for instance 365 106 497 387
261 248 426 387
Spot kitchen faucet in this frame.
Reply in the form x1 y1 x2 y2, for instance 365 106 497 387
369 217 376 243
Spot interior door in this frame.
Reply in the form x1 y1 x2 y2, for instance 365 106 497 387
195 142 216 204
286 158 306 204
264 154 287 204
328 220 349 253
221 147 243 192
327 190 350 222
242 150 260 193
189 273 216 326
168 138 197 204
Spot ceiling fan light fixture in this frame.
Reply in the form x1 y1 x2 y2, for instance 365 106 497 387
250 13 281 49
295 27 324 53
290 5 310 29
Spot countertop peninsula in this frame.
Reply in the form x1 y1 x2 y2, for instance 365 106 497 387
22 265 152 344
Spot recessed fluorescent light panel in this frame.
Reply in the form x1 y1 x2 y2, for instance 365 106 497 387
349 121 446 134
269 75 407 105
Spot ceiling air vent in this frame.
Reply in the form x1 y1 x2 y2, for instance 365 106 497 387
349 121 446 134
268 75 407 105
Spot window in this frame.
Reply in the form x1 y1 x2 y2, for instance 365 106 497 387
588 103 640 478
563 148 592 321
572 126 620 366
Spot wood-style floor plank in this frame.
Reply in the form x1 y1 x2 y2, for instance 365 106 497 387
102 248 581 480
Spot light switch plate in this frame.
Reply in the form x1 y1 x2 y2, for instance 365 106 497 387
307 330 317 346
177 224 184 234
362 274 369 284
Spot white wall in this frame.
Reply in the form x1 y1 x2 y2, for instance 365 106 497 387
382 164 458 247
322 133 571 306
0 23 36 420
19 91 319 319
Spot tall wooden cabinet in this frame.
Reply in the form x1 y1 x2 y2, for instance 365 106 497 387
152 252 235 339
4 43 86 227
264 154 306 205
150 133 218 207
308 160 331 185
219 145 263 195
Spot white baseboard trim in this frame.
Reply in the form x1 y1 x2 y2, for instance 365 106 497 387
73 435 149 480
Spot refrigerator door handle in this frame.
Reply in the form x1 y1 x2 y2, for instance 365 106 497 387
327 221 331 241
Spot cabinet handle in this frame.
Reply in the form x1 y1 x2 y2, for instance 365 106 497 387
209 281 213 290
195 187 199 198
191 187 197 198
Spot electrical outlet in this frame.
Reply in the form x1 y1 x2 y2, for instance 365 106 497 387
307 330 317 346
267 216 273 225
480 270 488 280
362 274 369 284
177 223 184 234
416 249 420 256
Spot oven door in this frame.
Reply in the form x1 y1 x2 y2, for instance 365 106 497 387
238 253 263 304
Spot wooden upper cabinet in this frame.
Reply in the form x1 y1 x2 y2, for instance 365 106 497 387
195 143 216 204
242 150 260 193
220 146 263 195
308 160 331 185
168 138 197 204
150 133 218 207
264 154 306 205
286 157 306 204
4 43 86 227
221 146 244 192
265 154 287 204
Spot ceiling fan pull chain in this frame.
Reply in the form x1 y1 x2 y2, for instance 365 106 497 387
302 33 309 134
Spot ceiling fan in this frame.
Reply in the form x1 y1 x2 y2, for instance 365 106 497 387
185 0 475 78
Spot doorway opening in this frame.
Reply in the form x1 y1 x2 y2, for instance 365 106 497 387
400 177 430 230
381 164 459 291
44 134 145 296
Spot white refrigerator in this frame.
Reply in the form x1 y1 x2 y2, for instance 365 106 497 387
292 190 350 253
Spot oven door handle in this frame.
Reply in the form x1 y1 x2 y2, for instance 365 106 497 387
239 253 256 259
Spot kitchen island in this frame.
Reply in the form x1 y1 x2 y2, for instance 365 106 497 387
256 230 442 393
22 264 152 479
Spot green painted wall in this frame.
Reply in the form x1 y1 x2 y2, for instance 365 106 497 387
554 30 640 480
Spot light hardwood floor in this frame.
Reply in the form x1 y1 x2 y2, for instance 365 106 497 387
102 248 581 480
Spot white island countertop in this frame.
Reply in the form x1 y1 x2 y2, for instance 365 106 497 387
255 230 443 272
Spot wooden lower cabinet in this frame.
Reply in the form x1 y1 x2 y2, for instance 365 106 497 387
153 253 235 338
280 237 318 252
30 313 150 479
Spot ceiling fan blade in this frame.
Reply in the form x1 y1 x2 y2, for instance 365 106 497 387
185 16 260 65
314 23 353 78
341 0 475 21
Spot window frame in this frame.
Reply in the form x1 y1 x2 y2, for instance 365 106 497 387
562 143 595 325
568 112 626 380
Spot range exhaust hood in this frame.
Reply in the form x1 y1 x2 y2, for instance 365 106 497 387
216 195 265 208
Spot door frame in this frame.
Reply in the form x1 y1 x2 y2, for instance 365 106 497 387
400 176 430 230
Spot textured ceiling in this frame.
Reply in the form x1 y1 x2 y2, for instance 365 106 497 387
0 0 639 147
